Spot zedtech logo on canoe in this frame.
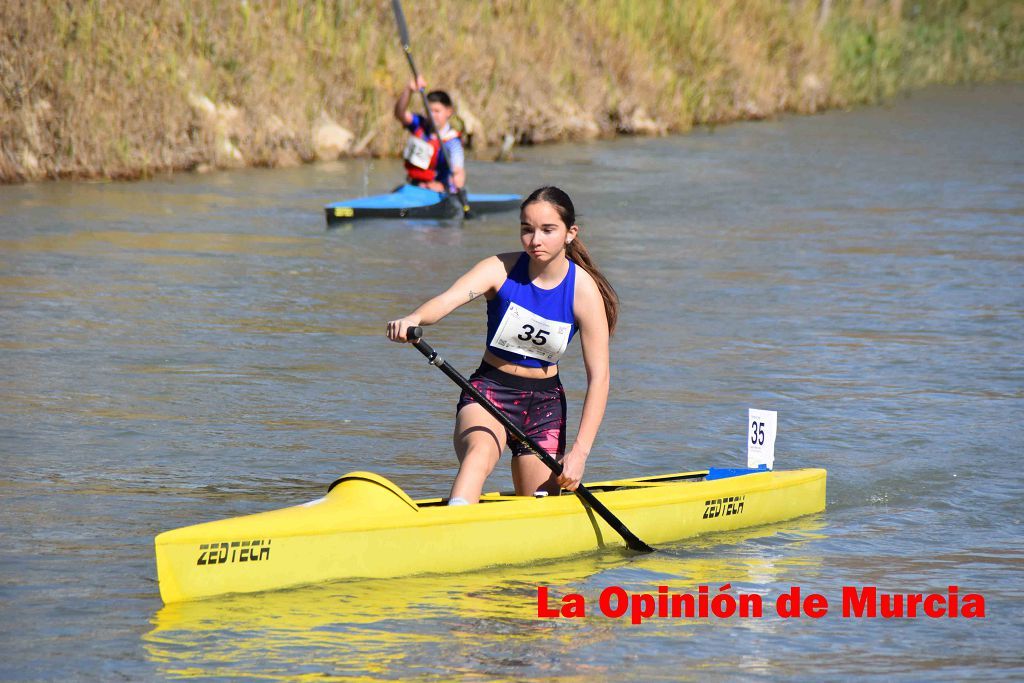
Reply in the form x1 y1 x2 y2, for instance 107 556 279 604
196 539 271 566
703 496 745 519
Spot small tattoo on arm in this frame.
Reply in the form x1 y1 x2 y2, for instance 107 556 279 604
467 290 480 301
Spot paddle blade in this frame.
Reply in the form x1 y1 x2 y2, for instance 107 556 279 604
391 0 411 48
576 485 655 553
456 190 475 220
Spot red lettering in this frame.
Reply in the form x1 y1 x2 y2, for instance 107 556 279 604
842 585 876 617
776 587 801 618
536 589 585 618
536 586 586 618
880 594 903 618
672 593 696 618
537 586 559 618
962 593 985 618
711 584 735 618
924 594 945 618
562 593 586 618
632 593 655 624
804 593 828 618
906 593 924 617
740 593 763 618
697 585 709 618
600 586 628 619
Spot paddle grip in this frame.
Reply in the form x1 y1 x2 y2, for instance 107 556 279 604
406 326 439 365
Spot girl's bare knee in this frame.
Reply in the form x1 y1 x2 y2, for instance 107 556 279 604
462 447 498 475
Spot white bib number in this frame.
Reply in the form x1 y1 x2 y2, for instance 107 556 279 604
402 136 433 170
490 302 572 363
747 408 777 470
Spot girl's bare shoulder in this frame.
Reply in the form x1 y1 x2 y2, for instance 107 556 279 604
572 263 600 296
464 253 518 292
494 252 522 271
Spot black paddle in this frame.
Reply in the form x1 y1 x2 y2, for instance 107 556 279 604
405 326 654 553
391 0 474 219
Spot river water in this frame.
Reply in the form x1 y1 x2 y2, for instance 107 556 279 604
1 84 1022 680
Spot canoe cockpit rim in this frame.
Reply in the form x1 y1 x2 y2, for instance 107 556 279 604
326 471 420 512
321 469 715 510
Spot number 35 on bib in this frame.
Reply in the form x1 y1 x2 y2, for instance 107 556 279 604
489 303 572 363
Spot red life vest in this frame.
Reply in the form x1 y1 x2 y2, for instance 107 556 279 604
404 124 460 184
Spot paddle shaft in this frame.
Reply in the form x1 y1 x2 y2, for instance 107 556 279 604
406 327 654 553
391 0 473 218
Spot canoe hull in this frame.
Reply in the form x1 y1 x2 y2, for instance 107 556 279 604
325 185 521 225
155 468 826 603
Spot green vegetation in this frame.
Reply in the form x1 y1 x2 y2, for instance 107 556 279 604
1 0 1021 182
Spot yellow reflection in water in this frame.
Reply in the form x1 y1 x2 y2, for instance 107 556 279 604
145 518 825 680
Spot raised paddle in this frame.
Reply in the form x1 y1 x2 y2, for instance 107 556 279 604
391 0 474 219
405 326 654 553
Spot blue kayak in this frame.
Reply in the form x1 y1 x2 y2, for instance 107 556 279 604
325 184 521 225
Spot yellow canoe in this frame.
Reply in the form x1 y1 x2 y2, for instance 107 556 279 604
154 467 826 604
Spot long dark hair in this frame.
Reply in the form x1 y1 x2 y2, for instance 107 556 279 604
521 186 619 335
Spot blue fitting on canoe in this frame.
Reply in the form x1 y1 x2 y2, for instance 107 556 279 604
705 464 770 481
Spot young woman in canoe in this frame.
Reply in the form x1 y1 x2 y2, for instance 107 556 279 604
394 75 465 193
386 186 617 504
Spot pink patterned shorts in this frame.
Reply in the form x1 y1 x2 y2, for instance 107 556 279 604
456 362 567 457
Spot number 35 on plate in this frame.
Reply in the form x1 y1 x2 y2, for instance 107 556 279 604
747 409 777 470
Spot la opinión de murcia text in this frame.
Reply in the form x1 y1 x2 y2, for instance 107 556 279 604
537 585 985 624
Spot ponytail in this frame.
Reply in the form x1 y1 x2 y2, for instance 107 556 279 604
566 237 619 336
521 186 619 335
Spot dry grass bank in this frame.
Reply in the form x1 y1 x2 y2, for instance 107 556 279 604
1 0 1021 183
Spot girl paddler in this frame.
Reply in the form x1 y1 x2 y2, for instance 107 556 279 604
393 76 465 193
387 186 617 504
